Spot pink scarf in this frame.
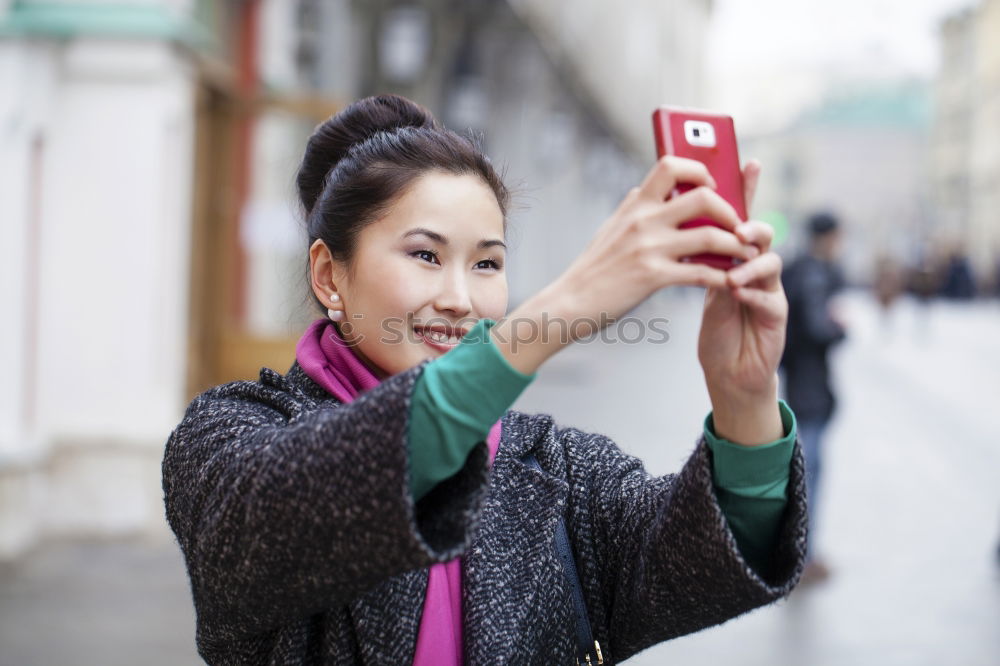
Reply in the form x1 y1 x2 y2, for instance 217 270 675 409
295 318 501 665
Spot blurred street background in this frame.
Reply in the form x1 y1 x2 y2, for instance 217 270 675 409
2 0 999 664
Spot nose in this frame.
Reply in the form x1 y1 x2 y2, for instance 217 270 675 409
433 267 473 318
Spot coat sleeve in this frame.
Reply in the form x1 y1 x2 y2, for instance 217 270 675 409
161 359 491 641
555 425 808 663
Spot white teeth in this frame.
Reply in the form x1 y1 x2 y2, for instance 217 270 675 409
417 328 460 345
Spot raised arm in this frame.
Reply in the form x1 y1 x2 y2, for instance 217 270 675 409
555 420 807 663
407 317 537 501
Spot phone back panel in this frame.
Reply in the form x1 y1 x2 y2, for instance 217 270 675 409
652 107 746 269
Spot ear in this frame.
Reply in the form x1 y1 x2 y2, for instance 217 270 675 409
309 239 344 305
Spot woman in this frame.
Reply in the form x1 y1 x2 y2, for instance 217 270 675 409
162 94 806 665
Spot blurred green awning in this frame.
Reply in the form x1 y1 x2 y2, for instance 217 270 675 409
0 0 217 52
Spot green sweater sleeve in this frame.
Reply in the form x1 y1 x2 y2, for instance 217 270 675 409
407 318 537 501
408 317 797 578
704 399 797 575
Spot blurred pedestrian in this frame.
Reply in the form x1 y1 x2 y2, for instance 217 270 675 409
779 211 847 584
872 251 904 333
939 245 977 300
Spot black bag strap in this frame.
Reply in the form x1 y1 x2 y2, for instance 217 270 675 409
522 452 604 665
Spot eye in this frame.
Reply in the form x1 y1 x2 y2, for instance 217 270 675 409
477 258 502 270
411 249 440 264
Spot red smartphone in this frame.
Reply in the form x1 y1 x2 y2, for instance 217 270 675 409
652 106 747 270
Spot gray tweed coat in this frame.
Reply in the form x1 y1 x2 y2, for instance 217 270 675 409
162 356 808 665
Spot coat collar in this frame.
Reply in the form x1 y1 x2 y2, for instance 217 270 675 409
263 359 341 405
269 359 553 461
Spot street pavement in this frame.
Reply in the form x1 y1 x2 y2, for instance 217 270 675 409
1 289 997 665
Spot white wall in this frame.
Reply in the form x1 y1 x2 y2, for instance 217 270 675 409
0 36 195 558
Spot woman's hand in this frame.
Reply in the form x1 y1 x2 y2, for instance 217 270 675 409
697 160 788 446
493 157 762 377
545 156 756 342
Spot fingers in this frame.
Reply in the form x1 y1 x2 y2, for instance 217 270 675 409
742 159 762 213
727 250 786 323
733 220 775 254
638 156 717 202
729 286 785 323
670 224 759 262
727 252 783 289
662 186 743 232
667 262 730 290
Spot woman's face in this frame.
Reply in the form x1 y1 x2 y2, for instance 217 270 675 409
310 171 509 379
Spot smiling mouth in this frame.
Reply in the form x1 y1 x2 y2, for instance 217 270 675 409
413 326 465 349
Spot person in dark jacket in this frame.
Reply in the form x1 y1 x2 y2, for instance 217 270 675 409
162 94 808 665
939 247 977 299
779 211 847 583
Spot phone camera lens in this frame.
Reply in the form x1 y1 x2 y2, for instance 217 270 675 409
693 128 701 137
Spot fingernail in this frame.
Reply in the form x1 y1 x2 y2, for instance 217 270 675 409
746 245 760 259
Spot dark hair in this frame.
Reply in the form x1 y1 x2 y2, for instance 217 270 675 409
296 94 510 314
807 211 840 239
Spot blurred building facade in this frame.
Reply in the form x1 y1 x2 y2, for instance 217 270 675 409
743 80 932 284
931 0 1000 286
506 0 713 157
0 0 220 559
0 0 711 558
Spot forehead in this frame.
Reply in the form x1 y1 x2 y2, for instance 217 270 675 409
371 171 505 242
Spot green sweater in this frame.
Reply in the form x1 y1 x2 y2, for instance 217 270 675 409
408 317 796 574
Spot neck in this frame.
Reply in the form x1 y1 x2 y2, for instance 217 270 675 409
335 325 390 380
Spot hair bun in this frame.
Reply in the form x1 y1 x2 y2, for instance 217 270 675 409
297 95 439 214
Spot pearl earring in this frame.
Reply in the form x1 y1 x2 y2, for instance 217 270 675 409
328 292 343 321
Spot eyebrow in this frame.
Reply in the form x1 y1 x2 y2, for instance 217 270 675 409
402 227 506 251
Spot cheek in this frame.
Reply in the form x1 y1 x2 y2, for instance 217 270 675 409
353 261 432 345
361 260 425 311
480 277 509 314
